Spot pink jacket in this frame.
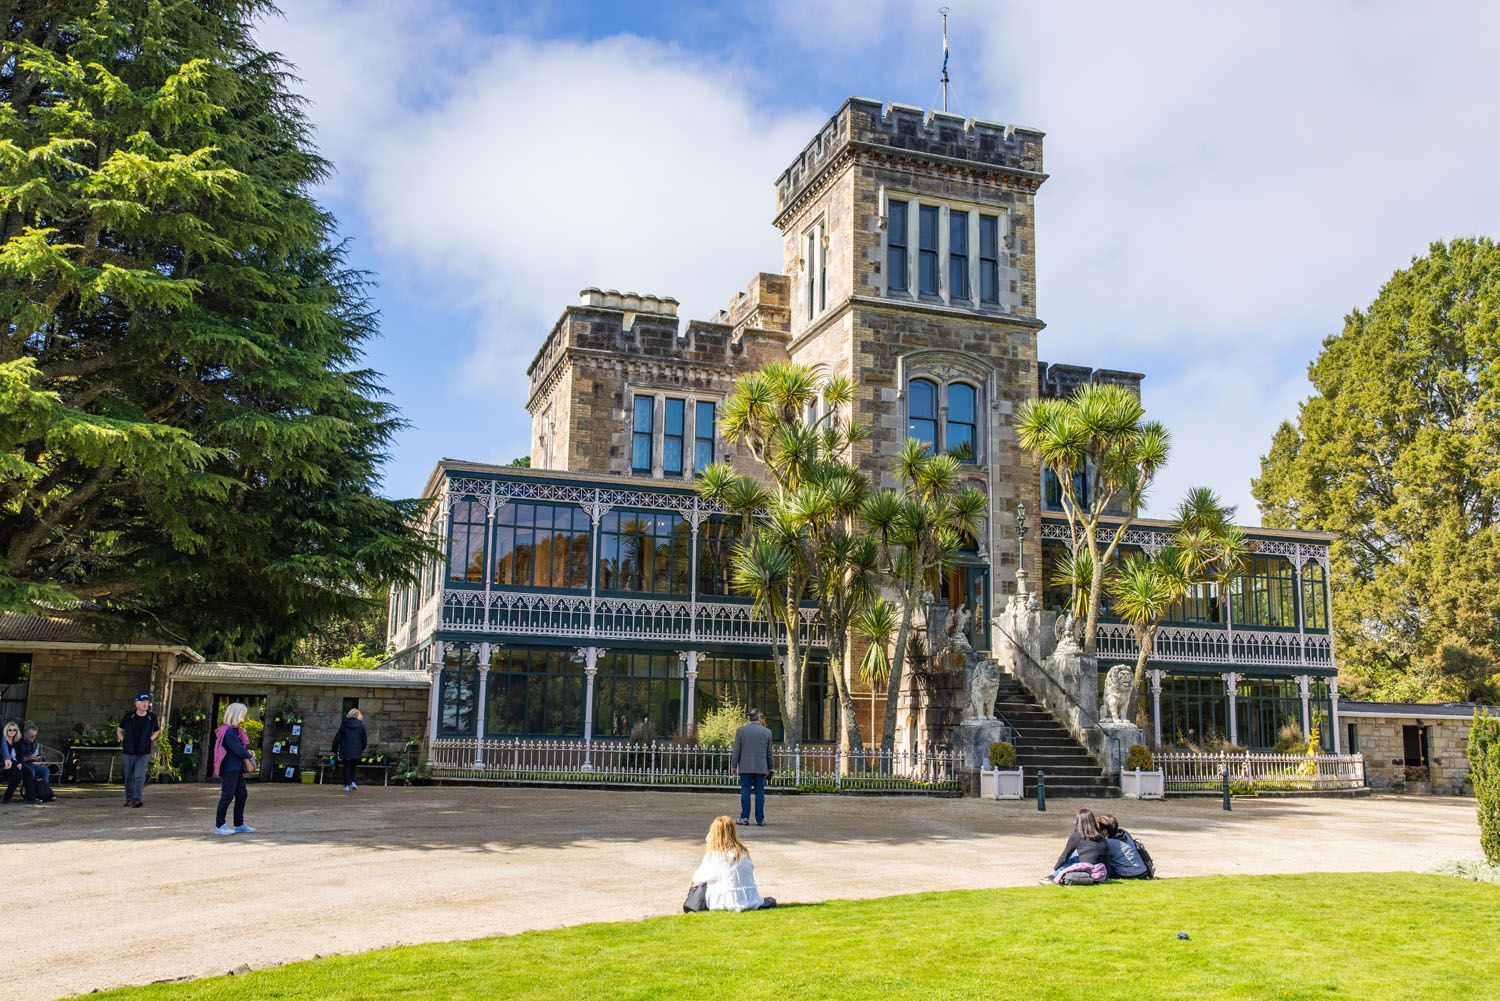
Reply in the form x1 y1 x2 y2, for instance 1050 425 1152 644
1054 862 1109 884
211 724 251 777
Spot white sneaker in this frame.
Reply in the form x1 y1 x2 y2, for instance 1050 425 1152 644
213 825 236 836
351 782 358 790
233 824 256 834
342 784 350 792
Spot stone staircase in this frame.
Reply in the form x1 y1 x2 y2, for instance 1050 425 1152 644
995 674 1118 798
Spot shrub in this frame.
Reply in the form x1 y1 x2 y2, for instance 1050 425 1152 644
696 698 748 748
987 741 1017 769
1469 710 1500 864
628 718 657 744
1274 720 1306 752
1124 743 1154 771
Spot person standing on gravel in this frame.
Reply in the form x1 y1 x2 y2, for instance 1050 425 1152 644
730 708 775 827
331 708 368 791
116 693 159 808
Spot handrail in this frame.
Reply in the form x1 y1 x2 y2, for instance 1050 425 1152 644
991 616 1101 730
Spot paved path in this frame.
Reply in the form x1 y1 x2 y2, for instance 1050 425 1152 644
8 784 1482 999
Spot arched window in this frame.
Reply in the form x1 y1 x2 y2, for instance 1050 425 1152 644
946 383 977 462
907 378 937 448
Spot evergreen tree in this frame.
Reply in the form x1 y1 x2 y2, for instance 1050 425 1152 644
0 1 428 659
1254 239 1500 702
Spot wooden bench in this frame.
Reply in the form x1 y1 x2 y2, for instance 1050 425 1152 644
317 762 391 786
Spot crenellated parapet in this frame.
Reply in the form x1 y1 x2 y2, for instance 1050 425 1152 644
775 96 1046 226
1037 362 1145 401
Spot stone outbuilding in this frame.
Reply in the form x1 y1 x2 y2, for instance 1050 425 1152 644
0 612 202 741
164 662 431 781
1338 700 1497 795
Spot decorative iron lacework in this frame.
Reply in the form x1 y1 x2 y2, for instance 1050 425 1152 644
439 588 827 648
1039 520 1330 570
444 475 728 519
1093 622 1333 669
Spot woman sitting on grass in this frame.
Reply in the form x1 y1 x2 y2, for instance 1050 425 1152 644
1046 807 1109 883
692 815 777 911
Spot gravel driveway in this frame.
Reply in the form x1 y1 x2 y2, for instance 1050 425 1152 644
9 783 1482 999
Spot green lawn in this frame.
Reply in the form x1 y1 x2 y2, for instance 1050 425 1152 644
86 873 1498 1001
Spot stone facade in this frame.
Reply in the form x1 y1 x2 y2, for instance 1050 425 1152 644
1342 707 1487 795
24 648 177 742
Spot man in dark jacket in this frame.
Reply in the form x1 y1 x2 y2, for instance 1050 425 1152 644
116 693 159 808
331 708 368 791
730 708 775 826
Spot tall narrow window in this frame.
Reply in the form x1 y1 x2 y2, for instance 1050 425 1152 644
918 205 940 295
448 497 488 583
694 401 715 475
908 378 937 448
886 200 909 292
631 395 654 475
663 397 685 476
949 210 969 300
805 229 817 319
979 214 1000 304
818 226 827 312
946 383 977 462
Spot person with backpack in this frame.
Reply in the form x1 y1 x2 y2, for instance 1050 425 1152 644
330 708 368 792
211 703 257 836
1097 813 1154 879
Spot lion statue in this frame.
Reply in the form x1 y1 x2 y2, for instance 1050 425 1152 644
968 658 1001 721
1101 664 1135 722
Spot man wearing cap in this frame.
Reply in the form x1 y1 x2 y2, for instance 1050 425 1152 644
117 693 160 808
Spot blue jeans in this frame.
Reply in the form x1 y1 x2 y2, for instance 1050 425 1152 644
739 772 766 824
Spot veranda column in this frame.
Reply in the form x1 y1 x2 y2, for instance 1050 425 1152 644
1224 672 1240 747
472 642 491 767
1148 669 1164 747
680 650 702 736
425 639 446 751
1329 676 1343 754
1296 674 1312 738
576 646 603 771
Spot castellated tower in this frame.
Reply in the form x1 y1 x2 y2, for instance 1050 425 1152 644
774 98 1047 613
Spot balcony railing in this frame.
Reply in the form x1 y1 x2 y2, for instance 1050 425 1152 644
428 737 958 793
1094 622 1333 670
439 588 826 648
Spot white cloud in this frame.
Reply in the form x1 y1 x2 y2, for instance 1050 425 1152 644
259 1 819 408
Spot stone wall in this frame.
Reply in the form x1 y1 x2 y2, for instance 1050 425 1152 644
167 679 430 780
1349 715 1475 795
24 648 170 742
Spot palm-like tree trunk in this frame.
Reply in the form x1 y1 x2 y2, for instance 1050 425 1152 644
879 590 917 756
1083 524 1104 656
782 590 803 746
826 626 866 760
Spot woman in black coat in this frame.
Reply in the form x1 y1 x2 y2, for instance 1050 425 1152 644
331 709 368 791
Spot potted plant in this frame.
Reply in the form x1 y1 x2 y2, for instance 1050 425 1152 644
1402 765 1432 794
1120 743 1165 799
979 741 1023 800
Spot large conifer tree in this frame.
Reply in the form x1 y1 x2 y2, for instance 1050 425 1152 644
1 1 428 659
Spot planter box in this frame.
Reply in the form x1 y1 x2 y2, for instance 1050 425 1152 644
980 766 1024 800
1120 768 1165 799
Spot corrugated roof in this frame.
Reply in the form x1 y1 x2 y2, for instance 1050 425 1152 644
173 662 430 689
1340 700 1498 719
0 612 201 660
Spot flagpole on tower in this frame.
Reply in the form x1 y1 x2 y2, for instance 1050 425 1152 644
940 7 950 112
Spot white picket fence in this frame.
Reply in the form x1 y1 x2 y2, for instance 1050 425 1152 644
428 737 960 793
1156 751 1366 793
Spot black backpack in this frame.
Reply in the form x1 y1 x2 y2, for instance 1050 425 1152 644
1132 835 1157 879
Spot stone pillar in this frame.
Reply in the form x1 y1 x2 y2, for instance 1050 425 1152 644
1297 674 1312 737
1329 676 1343 754
1224 672 1240 747
472 642 491 767
576 646 604 770
680 650 702 736
1148 668 1164 748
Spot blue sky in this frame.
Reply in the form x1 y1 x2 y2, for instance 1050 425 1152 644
255 1 1500 521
